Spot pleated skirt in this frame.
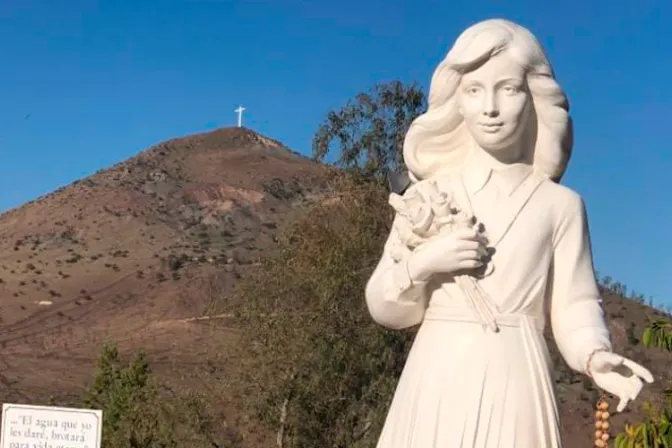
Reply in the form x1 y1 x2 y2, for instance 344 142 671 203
375 312 562 448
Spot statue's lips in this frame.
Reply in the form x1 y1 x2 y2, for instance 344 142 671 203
478 122 504 133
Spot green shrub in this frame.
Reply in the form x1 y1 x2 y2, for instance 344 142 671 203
615 320 672 447
231 173 415 447
83 343 241 448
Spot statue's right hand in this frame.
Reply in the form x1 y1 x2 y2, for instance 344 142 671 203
407 228 486 281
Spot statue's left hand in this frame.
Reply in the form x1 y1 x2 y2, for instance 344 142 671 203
589 351 654 412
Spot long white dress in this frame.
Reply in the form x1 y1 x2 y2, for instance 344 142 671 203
364 155 612 448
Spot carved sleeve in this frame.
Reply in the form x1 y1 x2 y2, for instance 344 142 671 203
549 192 612 374
364 214 429 330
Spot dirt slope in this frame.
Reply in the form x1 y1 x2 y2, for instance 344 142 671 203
0 126 669 446
0 127 331 405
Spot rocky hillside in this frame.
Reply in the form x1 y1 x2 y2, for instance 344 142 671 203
0 126 669 446
0 127 332 405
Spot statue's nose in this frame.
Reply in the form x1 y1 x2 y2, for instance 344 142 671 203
482 92 499 117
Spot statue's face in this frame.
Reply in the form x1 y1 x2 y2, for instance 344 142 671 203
457 53 532 155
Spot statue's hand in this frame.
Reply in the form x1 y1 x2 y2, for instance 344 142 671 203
589 351 654 412
407 227 485 281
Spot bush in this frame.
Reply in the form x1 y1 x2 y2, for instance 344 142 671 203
231 173 415 447
83 343 177 448
83 343 241 448
615 320 672 447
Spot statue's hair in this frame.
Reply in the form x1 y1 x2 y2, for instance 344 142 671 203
403 19 573 182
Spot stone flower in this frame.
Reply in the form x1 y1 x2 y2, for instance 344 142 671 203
388 178 492 277
388 177 498 331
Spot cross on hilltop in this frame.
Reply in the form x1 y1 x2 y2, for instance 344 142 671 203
235 105 246 128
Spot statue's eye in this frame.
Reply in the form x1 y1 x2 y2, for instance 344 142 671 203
465 86 481 95
502 85 519 94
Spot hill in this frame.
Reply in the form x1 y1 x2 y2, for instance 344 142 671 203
0 127 670 446
0 128 330 403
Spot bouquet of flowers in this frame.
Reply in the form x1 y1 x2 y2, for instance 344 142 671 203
388 178 501 332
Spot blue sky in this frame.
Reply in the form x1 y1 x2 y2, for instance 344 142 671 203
0 0 670 307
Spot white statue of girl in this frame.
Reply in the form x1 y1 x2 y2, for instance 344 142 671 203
365 18 653 447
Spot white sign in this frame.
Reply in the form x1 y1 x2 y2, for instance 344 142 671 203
0 404 102 448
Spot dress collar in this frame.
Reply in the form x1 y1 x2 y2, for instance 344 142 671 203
460 148 533 197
